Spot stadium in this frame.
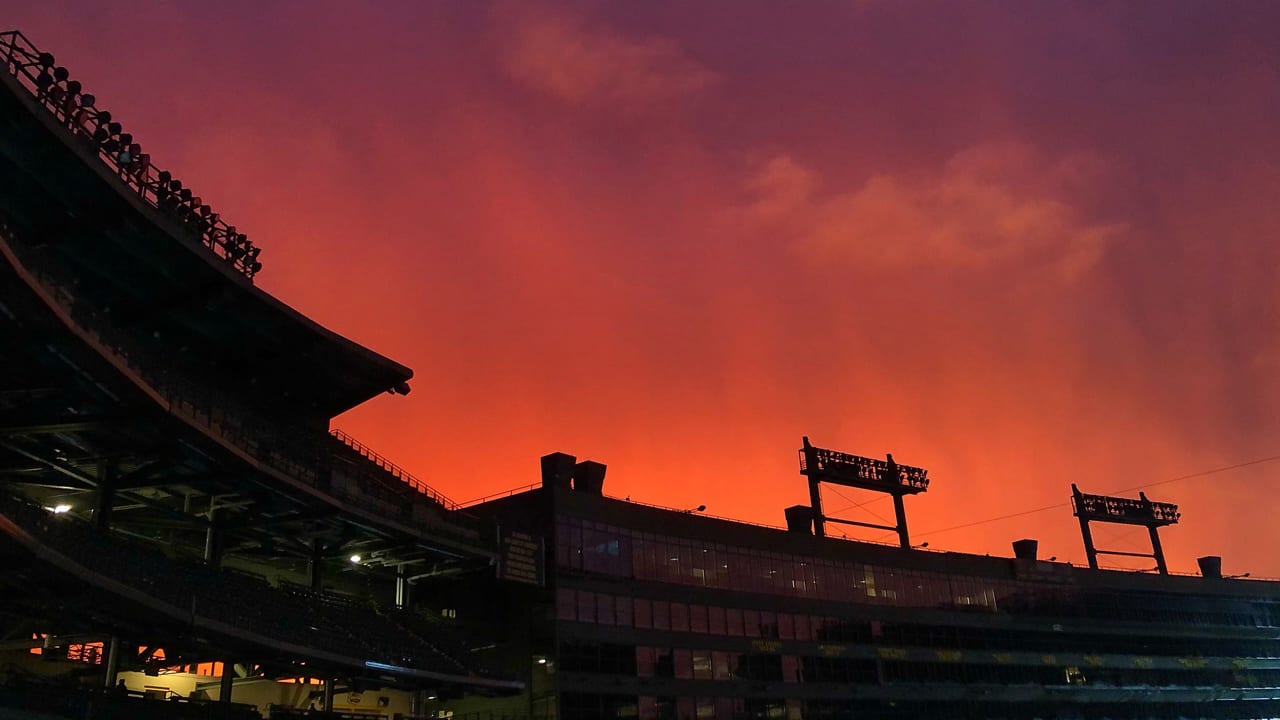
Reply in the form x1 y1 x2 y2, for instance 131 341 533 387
2 27 1280 720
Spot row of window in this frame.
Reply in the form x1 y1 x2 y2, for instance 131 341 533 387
557 589 1280 658
559 639 1280 689
556 517 1274 628
560 693 792 720
559 692 1280 720
557 588 879 641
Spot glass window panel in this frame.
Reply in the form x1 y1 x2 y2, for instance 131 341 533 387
636 646 655 678
653 600 671 631
671 602 689 633
577 591 595 623
674 649 693 680
793 613 810 641
616 596 634 627
744 609 761 638
557 589 576 621
712 651 732 680
760 611 778 638
726 608 744 637
708 606 726 636
597 593 616 625
778 612 795 640
690 604 708 634
692 652 713 680
635 598 653 629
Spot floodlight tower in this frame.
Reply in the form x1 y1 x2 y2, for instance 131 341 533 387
798 437 930 548
1071 484 1181 574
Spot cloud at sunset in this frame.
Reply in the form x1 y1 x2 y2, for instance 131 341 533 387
738 143 1121 280
494 4 717 108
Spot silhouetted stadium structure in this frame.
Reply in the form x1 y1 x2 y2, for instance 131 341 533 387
4 26 1280 720
0 29 520 720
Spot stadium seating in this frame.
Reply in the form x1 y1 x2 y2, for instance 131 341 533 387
0 494 472 677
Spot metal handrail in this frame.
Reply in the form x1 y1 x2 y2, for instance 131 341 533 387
330 428 458 510
0 29 263 280
457 482 541 508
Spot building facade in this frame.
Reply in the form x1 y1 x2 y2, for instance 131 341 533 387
446 454 1280 720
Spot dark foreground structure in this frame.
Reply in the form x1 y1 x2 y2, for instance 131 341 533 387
3 26 1280 720
439 458 1280 720
0 29 519 720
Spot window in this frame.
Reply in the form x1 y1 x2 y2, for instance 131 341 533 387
635 598 653 629
708 606 726 636
726 608 744 637
690 604 708 634
653 600 670 631
557 589 576 622
616 596 634 627
577 591 595 624
671 602 689 633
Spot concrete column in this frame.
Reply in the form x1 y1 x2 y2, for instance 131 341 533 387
308 540 324 591
103 636 121 687
204 506 222 567
94 463 116 532
395 564 407 609
322 679 334 712
219 660 234 703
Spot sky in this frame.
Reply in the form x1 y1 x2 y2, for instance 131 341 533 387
7 1 1280 575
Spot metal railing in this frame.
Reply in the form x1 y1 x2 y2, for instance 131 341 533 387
458 482 541 508
330 428 458 510
0 29 263 280
0 221 479 542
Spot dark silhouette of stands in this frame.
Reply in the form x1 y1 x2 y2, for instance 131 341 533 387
0 681 260 720
0 494 483 679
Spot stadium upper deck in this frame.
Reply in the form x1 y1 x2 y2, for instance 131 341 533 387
0 29 519 717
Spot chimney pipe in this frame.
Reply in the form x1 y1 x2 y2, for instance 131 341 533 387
573 461 607 495
1012 539 1038 561
1197 556 1223 579
541 453 576 490
784 505 813 534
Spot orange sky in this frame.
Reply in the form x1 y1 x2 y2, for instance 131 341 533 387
10 1 1280 575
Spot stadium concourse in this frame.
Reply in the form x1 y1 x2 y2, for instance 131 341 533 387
0 29 526 720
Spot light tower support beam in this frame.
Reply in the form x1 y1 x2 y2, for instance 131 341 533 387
1071 484 1180 574
798 437 929 549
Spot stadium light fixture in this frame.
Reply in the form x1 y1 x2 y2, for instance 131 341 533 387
349 554 362 564
51 504 71 514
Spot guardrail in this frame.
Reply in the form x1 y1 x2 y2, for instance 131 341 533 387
330 429 458 510
0 29 263 280
458 482 541 508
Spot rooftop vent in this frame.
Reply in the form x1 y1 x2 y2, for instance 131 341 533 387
1197 556 1223 579
1012 539 1039 561
573 461 607 495
540 453 576 491
784 505 814 534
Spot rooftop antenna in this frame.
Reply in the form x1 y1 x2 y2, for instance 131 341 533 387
798 437 929 549
1071 484 1180 575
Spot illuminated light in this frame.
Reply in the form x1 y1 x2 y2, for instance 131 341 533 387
536 657 547 665
349 554 362 563
51 504 71 514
